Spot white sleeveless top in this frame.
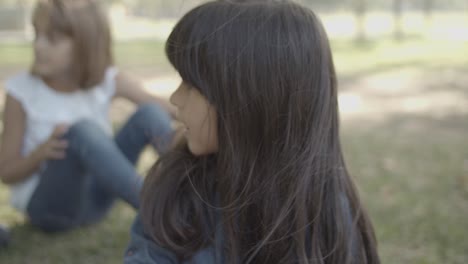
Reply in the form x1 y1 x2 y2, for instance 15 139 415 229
3 67 118 213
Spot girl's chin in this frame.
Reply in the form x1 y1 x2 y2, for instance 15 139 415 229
187 141 218 157
186 140 202 156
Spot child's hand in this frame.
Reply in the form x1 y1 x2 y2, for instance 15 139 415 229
33 125 69 161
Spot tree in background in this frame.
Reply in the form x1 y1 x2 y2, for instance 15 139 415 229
354 0 367 43
423 0 434 25
393 0 404 40
301 0 347 12
0 0 27 31
124 0 200 18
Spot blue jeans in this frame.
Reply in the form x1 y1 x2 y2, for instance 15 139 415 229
26 104 173 233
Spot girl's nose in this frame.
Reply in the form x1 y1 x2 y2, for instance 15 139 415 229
170 83 184 108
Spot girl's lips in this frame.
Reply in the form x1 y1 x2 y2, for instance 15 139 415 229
177 121 188 133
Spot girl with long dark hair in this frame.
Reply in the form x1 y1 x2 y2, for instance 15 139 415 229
125 1 380 263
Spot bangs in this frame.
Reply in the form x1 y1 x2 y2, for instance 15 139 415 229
165 3 226 100
165 11 204 92
33 0 73 36
165 1 289 104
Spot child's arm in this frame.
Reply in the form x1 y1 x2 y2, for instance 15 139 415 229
0 95 68 185
114 72 176 117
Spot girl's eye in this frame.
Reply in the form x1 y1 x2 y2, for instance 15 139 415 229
47 31 65 43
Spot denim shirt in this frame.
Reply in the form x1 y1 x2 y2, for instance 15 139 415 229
124 195 358 263
124 214 223 264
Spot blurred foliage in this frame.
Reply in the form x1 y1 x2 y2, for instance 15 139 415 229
0 0 466 16
302 0 468 10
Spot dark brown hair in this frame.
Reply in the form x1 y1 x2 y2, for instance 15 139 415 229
31 0 113 89
141 1 380 263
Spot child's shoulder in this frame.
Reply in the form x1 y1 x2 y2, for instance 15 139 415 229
3 71 40 104
4 71 39 90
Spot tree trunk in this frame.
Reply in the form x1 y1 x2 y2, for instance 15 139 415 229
393 0 404 41
354 0 367 43
423 0 433 26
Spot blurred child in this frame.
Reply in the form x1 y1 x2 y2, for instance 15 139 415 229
0 0 173 233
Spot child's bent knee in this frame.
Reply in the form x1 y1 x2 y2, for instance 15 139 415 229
66 120 107 141
29 214 77 233
134 103 170 123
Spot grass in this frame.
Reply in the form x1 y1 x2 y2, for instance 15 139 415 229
1 37 468 77
0 39 168 75
332 38 468 77
0 34 468 263
343 114 468 264
0 42 32 68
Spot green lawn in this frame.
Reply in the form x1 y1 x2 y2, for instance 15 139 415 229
0 39 168 72
343 114 468 264
1 36 467 76
0 36 467 263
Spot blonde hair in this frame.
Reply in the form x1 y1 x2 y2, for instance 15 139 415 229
32 0 113 89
